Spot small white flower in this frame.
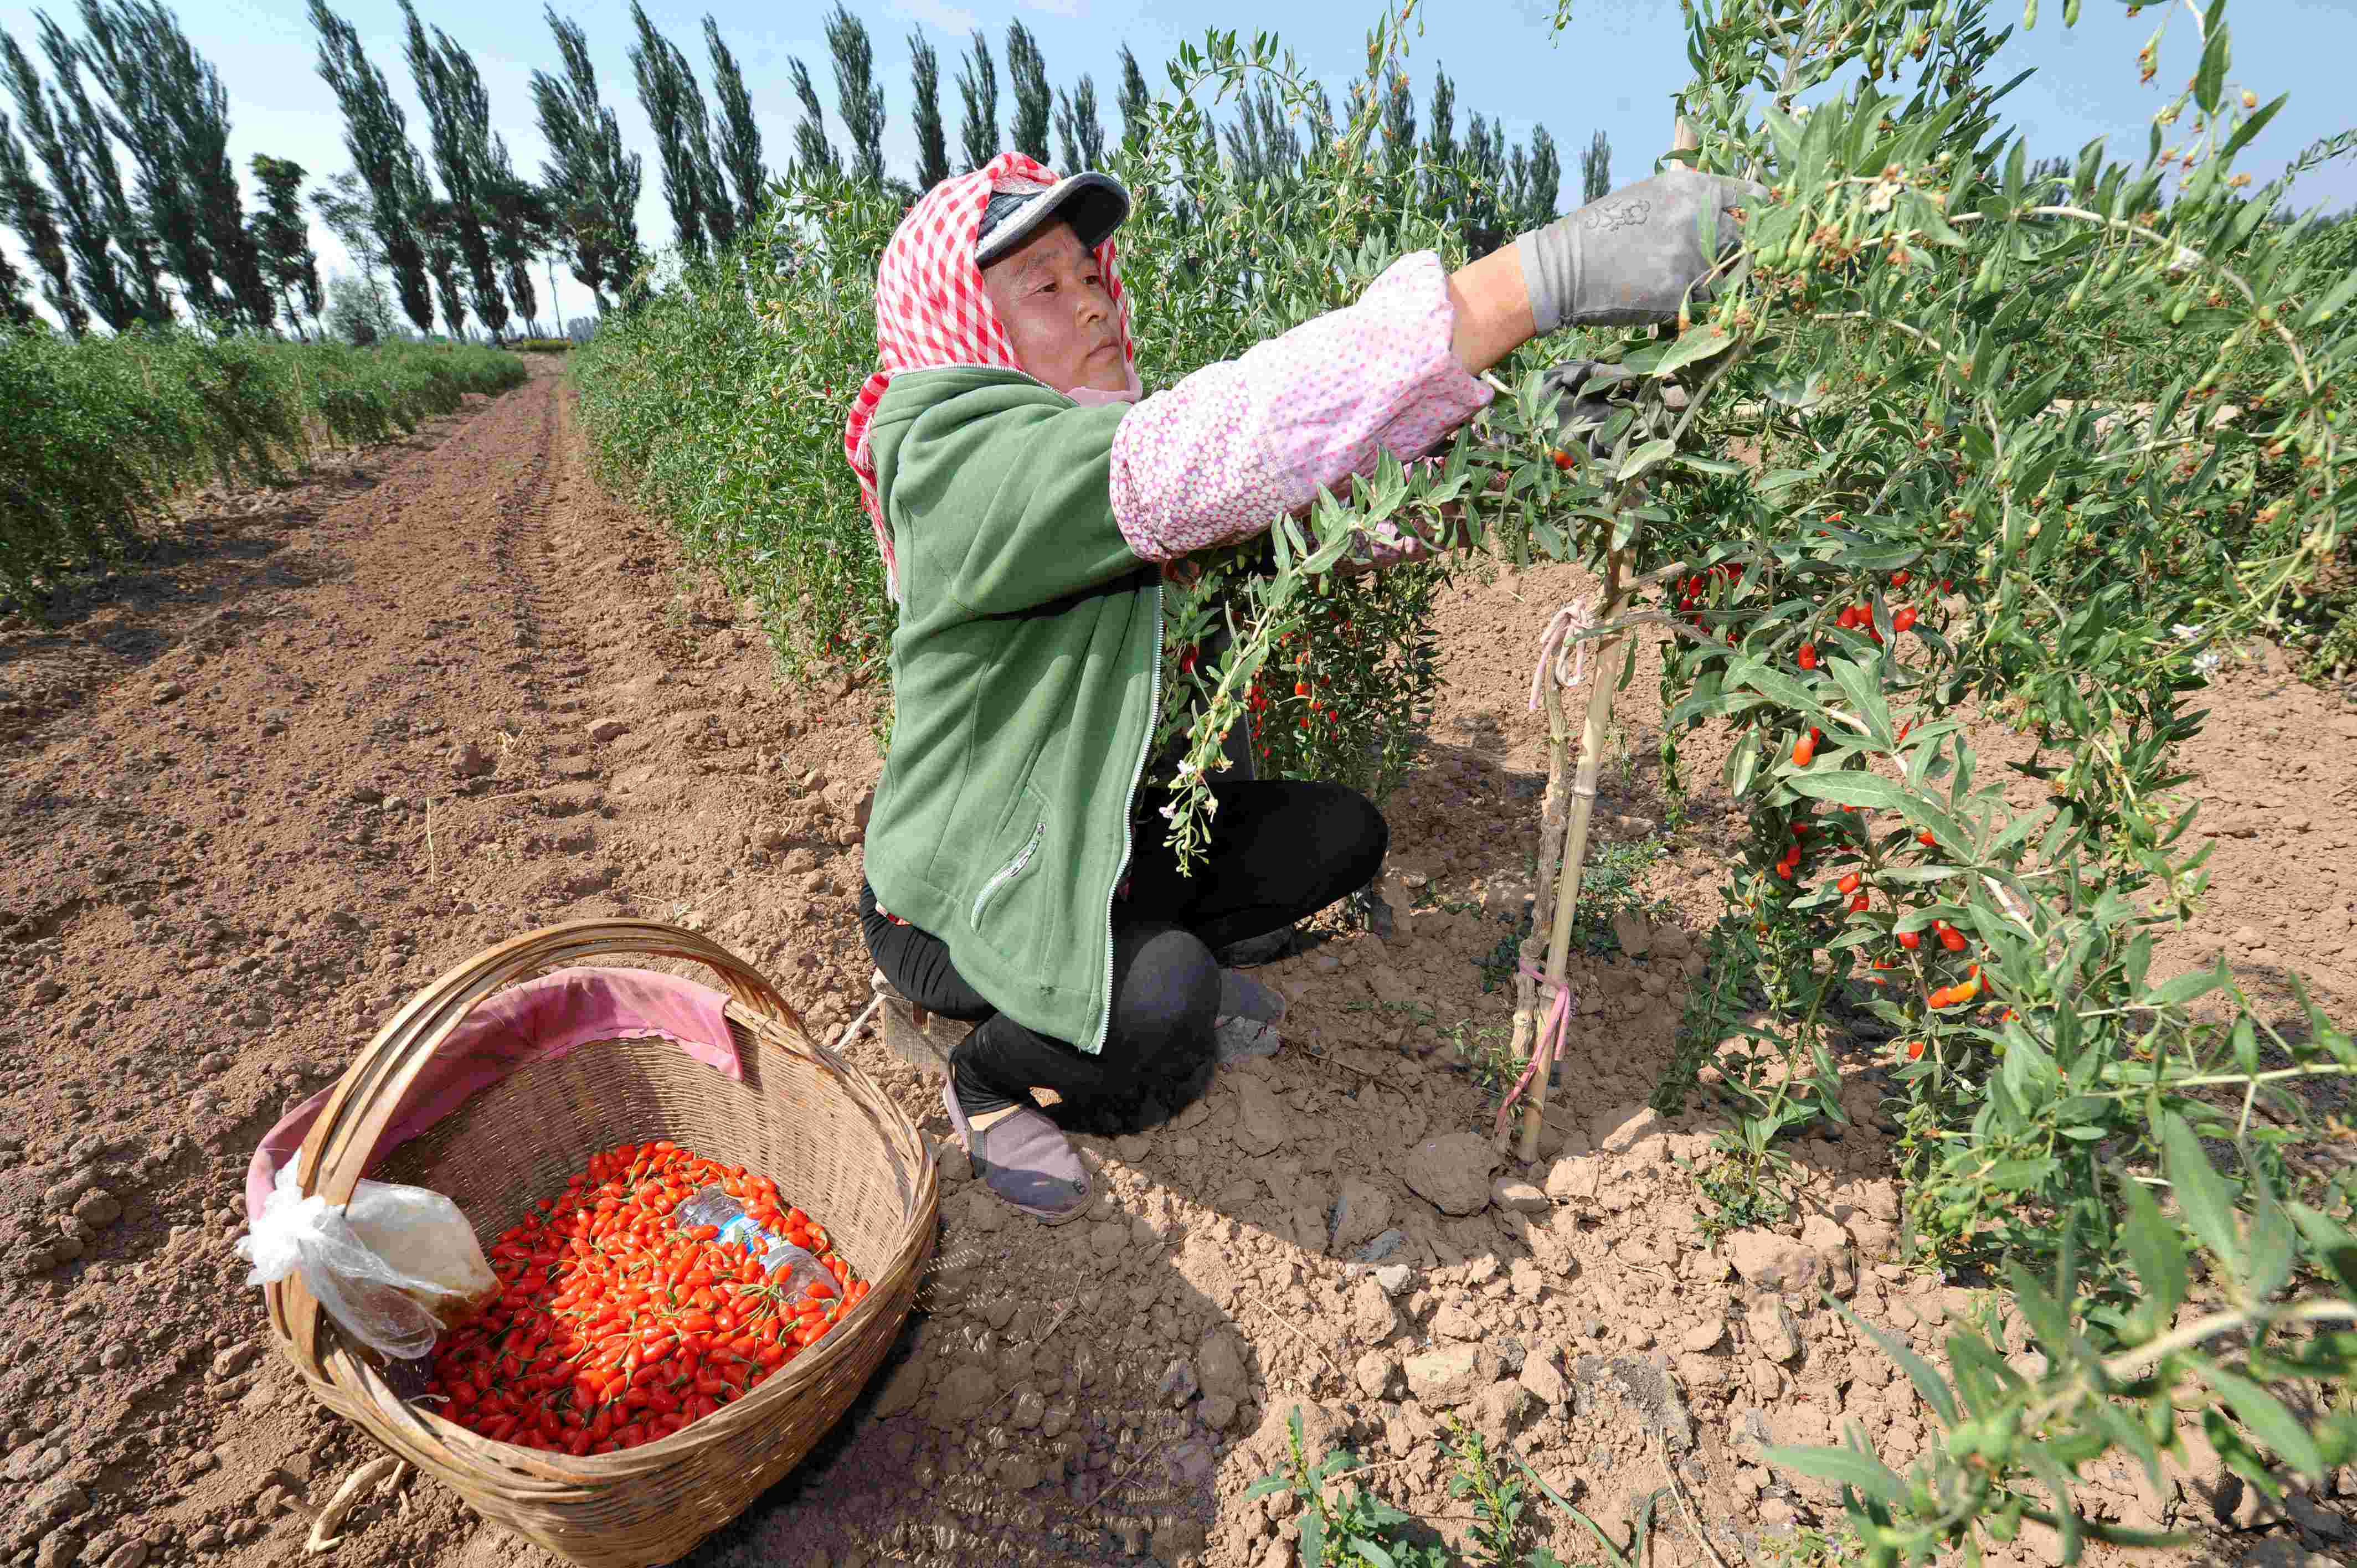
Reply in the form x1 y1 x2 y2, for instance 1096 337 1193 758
1159 800 1180 822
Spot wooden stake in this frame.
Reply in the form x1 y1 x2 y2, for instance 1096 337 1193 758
1515 106 1700 1160
1506 646 1576 1099
1516 546 1632 1164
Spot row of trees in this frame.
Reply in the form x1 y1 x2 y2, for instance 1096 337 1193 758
738 8 1581 262
0 1 318 337
3 0 1586 343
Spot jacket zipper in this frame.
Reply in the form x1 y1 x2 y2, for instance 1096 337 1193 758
971 817 1047 927
1093 579 1164 1056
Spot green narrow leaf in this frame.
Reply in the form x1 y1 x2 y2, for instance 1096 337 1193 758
2148 959 2230 1008
1726 728 1762 797
2161 1113 2245 1273
2219 92 2285 162
2200 1362 2329 1479
2288 1203 2357 1299
1824 657 1894 742
2005 1261 2073 1352
2244 1187 2296 1304
2194 9 2229 116
2027 1453 2082 1563
1761 1445 1907 1508
2120 1178 2189 1323
1618 439 1678 482
1787 771 1972 851
1650 323 1737 379
2075 1520 2189 1550
2298 268 2357 329
1784 770 1907 812
1841 1305 1959 1423
1730 659 1835 720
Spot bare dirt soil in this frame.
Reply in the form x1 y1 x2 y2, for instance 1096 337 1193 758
2 360 2351 1568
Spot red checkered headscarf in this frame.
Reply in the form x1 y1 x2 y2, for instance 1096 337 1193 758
843 151 1140 604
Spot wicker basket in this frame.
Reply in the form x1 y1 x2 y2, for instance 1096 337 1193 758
261 920 938 1568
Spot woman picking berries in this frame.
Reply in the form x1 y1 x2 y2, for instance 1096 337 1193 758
847 151 1756 1223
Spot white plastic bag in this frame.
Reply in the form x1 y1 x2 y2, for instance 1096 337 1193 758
238 1161 498 1361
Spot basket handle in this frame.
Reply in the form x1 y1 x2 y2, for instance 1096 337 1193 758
267 918 807 1378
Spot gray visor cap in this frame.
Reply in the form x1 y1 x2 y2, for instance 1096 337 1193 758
974 172 1133 268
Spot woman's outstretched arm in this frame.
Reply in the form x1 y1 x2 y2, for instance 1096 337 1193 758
1445 243 1537 379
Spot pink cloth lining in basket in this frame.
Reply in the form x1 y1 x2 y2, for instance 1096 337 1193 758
243 966 739 1224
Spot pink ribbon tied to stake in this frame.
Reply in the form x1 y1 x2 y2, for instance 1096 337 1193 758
1494 960 1576 1140
1528 596 1597 713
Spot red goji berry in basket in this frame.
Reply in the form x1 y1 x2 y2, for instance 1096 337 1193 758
425 1141 871 1455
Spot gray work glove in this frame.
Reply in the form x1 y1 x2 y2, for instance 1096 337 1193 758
1540 359 1645 455
1516 166 1767 334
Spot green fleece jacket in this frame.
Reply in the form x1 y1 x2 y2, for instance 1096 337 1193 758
861 365 1162 1056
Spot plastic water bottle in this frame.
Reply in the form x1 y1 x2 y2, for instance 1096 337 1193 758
672 1185 837 1302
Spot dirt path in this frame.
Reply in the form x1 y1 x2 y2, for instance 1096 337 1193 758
2 362 2350 1568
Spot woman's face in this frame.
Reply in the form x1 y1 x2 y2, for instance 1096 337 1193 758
981 219 1129 396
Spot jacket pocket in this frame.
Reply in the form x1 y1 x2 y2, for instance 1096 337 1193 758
969 785 1051 934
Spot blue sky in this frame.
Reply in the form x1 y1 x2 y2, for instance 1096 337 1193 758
3 0 2351 332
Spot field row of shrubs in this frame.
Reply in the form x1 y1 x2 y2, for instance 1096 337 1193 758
0 330 529 611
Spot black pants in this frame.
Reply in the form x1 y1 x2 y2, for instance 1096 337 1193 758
861 779 1387 1119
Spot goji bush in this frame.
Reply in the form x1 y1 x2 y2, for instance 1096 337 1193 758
0 331 528 613
1143 0 2357 1558
426 1139 869 1456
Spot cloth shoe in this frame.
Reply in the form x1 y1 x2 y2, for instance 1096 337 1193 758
940 1079 1093 1224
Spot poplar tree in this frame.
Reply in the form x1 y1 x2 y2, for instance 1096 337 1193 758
531 7 642 312
2 31 136 328
0 239 35 327
481 146 549 330
246 152 320 334
0 107 83 332
786 57 836 177
704 17 765 229
81 0 270 328
1053 76 1104 173
825 6 884 190
311 169 381 282
630 3 727 258
1424 68 1457 176
39 17 166 324
1115 44 1149 156
311 0 435 334
1222 82 1296 190
1526 125 1561 225
415 180 467 337
905 32 947 195
955 31 997 172
1379 69 1416 183
1580 127 1609 205
1460 110 1506 257
1004 21 1049 165
403 2 506 337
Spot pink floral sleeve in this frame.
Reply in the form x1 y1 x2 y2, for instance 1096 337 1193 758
1108 251 1494 564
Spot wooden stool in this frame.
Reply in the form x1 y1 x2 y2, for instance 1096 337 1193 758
870 969 969 1076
